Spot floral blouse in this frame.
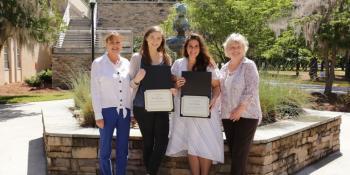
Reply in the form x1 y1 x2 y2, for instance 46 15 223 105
220 57 262 123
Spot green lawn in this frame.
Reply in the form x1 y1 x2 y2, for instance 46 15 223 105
0 91 73 104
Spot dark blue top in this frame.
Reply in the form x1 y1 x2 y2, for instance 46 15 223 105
133 57 167 107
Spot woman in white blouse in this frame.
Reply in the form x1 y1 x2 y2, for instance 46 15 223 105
166 33 224 175
220 33 262 175
91 32 132 175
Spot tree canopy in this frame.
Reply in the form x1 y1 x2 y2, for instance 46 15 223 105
163 0 350 93
291 0 350 93
0 0 63 52
163 0 293 62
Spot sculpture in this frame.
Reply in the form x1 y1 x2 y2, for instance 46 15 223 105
166 3 190 58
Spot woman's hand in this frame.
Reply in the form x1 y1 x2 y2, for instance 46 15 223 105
134 69 146 84
229 104 246 122
170 88 178 96
96 119 104 129
175 77 186 89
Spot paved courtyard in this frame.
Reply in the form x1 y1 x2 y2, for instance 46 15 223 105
0 99 349 175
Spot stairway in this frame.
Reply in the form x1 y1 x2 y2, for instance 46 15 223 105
61 30 92 48
68 19 91 30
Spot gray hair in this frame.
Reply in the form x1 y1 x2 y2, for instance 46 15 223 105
223 33 249 56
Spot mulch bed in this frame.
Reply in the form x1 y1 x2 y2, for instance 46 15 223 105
309 92 350 112
0 83 63 96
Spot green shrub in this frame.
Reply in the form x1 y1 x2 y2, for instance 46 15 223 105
259 72 309 125
38 69 52 84
24 76 42 87
133 36 143 52
25 69 52 87
68 70 96 128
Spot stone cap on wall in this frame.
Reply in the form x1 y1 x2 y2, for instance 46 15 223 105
42 99 142 140
253 109 341 144
42 99 341 143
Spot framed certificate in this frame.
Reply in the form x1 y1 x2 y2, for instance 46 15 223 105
145 89 173 112
142 65 174 112
180 71 212 118
181 96 209 118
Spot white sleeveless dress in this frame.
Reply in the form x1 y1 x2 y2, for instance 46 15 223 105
166 58 224 164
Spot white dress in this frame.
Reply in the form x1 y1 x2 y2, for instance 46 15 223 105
166 58 224 164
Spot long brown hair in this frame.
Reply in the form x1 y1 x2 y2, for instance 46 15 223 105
139 26 171 66
184 33 215 71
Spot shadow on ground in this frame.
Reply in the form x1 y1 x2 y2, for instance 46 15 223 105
0 104 41 122
27 138 47 175
295 151 343 175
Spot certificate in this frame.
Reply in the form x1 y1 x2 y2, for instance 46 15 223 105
181 96 209 118
145 89 173 112
142 65 174 112
180 71 212 118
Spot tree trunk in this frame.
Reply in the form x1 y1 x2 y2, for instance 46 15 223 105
324 46 336 94
345 50 350 81
296 55 300 76
309 57 318 80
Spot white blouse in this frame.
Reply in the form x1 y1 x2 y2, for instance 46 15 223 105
91 54 132 120
220 58 262 123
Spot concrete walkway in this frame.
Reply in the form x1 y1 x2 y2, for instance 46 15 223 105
268 81 350 94
0 99 349 175
0 100 73 175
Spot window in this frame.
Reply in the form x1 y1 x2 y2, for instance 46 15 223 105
3 44 9 69
16 47 21 68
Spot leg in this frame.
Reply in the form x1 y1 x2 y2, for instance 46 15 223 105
231 118 258 175
133 107 155 174
99 108 117 175
188 154 200 175
236 118 258 175
115 108 131 175
148 112 169 175
199 157 212 175
222 119 235 175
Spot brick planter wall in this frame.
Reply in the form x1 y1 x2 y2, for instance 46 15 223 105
246 118 341 175
44 116 341 175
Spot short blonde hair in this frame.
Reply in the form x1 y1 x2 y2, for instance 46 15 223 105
104 31 122 44
223 33 249 56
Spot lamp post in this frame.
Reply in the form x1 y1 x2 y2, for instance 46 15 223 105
90 0 96 62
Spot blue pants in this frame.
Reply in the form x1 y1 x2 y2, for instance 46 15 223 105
99 107 131 175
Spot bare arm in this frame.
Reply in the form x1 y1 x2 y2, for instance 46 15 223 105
209 79 220 110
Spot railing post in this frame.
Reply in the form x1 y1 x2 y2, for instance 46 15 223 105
90 0 96 62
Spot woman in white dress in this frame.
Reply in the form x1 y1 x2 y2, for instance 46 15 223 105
166 33 224 175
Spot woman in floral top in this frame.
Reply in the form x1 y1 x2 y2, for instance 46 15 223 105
220 33 262 175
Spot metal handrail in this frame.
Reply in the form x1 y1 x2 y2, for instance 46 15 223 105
56 3 71 48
